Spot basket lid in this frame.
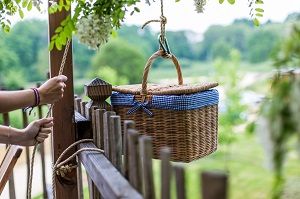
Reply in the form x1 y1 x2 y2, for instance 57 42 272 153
112 82 218 95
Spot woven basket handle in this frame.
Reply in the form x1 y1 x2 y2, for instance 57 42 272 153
141 50 183 95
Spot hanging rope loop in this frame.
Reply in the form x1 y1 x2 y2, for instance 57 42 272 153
141 0 171 55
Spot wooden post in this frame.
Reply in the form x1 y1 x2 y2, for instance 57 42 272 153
160 147 171 199
95 109 106 149
174 165 186 199
110 115 122 171
37 82 49 199
48 1 77 198
103 111 116 160
139 136 155 199
127 129 142 193
123 120 135 178
201 171 228 199
2 113 16 199
22 109 30 196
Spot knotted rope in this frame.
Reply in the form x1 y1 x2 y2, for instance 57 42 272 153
26 39 71 199
51 139 103 199
26 39 104 199
142 0 168 51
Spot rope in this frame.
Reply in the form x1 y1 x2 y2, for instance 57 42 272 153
27 39 71 199
142 0 167 46
51 139 104 199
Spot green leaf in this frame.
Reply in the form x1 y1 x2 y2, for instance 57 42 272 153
255 8 264 13
4 25 10 33
55 26 63 33
27 1 32 11
49 41 55 51
134 7 140 12
22 0 28 8
111 29 118 38
55 39 62 51
227 0 235 4
256 13 263 17
253 18 260 26
256 0 264 4
51 34 58 41
19 9 24 19
219 0 225 3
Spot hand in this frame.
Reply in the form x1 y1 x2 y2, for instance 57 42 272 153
38 75 67 105
19 118 54 146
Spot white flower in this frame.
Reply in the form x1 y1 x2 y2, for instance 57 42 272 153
194 0 207 13
76 13 112 50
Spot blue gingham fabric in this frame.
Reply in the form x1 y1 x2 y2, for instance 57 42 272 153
111 89 219 116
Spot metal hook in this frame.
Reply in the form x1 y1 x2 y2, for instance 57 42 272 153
158 34 171 55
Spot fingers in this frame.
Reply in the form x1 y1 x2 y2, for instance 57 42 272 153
36 136 46 143
56 75 68 83
43 121 54 128
35 117 53 126
36 128 52 143
40 127 52 134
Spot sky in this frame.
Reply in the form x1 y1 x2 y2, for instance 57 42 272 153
124 0 300 33
18 0 300 34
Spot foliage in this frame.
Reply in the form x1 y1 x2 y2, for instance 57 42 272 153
48 0 141 50
218 0 264 26
2 69 27 89
89 66 129 86
259 22 300 199
91 39 146 84
260 73 300 199
247 29 280 63
274 23 300 68
0 0 42 32
213 49 247 144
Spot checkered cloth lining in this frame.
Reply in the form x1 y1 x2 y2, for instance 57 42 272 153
111 89 219 113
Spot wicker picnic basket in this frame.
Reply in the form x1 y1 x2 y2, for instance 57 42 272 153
111 50 219 162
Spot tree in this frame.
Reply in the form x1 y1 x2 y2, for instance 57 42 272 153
91 39 146 84
247 29 280 63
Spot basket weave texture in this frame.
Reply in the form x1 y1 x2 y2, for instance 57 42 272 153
111 50 219 162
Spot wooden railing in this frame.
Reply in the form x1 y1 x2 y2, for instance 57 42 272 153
72 78 228 199
0 78 228 199
0 85 49 199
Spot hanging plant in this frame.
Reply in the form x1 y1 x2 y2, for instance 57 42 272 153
0 0 264 50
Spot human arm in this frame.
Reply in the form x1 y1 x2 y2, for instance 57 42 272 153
0 118 53 146
0 75 67 113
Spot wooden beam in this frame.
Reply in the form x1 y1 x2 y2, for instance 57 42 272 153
0 146 22 194
2 113 16 199
48 1 77 198
201 171 228 199
78 142 143 199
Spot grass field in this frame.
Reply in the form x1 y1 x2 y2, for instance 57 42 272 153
80 133 300 199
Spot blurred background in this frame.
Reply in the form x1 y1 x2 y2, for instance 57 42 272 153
0 1 300 198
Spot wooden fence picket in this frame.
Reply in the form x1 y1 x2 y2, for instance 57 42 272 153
127 129 142 193
110 115 122 171
95 109 106 149
123 120 135 179
3 112 16 199
174 165 186 199
103 111 116 160
201 171 228 199
22 109 30 197
160 147 171 199
139 135 155 199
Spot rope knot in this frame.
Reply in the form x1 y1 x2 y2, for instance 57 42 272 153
160 16 167 25
55 164 77 177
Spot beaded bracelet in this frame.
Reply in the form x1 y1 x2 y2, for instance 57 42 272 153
31 88 40 107
24 88 40 114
